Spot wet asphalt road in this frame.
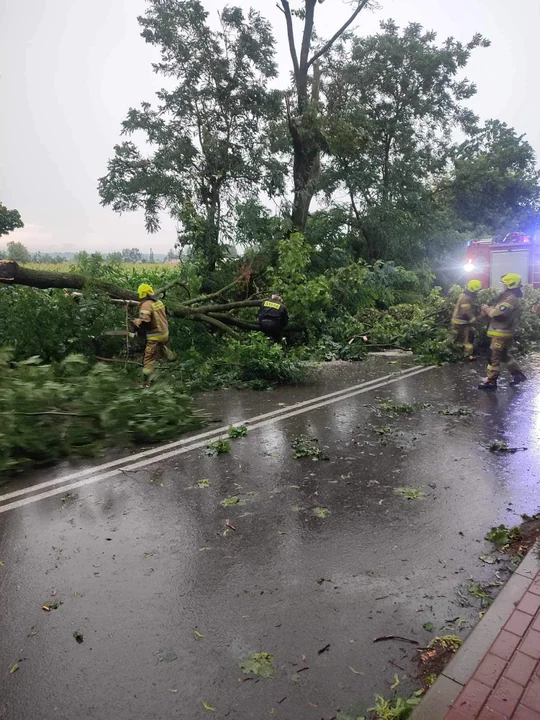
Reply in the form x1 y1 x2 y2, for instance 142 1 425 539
1 356 539 720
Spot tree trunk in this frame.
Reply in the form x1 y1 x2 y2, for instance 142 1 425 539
0 260 298 337
279 1 370 232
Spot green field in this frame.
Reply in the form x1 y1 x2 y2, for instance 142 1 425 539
22 261 174 273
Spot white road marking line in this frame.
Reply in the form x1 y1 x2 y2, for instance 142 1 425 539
0 365 435 514
0 365 424 503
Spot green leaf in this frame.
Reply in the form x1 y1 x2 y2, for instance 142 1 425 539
202 701 216 712
197 478 211 488
227 425 248 438
9 663 19 674
423 622 434 632
313 507 330 518
239 652 275 678
394 487 425 500
220 495 244 507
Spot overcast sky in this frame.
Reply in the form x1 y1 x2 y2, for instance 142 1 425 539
1 0 539 254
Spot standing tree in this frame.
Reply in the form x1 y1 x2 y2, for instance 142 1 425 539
7 240 31 263
450 120 540 236
0 203 24 236
121 248 142 263
99 0 284 271
321 21 489 262
277 0 374 231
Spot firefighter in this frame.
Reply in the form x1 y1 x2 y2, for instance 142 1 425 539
478 273 527 390
258 292 289 343
451 279 483 358
131 283 174 384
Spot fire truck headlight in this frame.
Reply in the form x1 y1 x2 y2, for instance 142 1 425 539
464 262 475 273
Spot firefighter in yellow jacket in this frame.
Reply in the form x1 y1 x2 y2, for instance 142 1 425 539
478 273 527 390
451 279 482 358
131 284 174 384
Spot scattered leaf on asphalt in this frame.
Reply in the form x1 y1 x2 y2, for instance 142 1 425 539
291 436 329 461
73 630 84 644
153 650 178 664
317 577 331 585
202 701 216 712
240 653 275 678
205 439 231 457
0 561 5 567
9 663 19 674
197 479 211 488
221 495 244 507
168 689 179 694
391 674 400 689
485 524 518 548
349 667 364 675
488 440 527 453
27 631 37 638
479 553 497 564
423 622 434 632
394 487 425 500
42 601 60 611
313 507 330 518
225 520 237 531
194 630 205 639
227 425 248 438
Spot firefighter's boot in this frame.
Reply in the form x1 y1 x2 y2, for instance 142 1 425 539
478 378 498 391
509 371 527 386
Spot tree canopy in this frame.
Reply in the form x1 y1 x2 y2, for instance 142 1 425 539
0 203 24 237
99 0 284 271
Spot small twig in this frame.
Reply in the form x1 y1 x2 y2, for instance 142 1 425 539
297 666 310 673
318 644 331 655
96 356 142 367
277 697 287 704
373 635 419 645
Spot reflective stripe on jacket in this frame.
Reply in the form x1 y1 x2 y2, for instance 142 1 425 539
487 290 520 338
451 290 479 327
139 298 169 339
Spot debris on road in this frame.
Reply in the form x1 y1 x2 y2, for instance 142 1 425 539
478 553 497 564
42 601 60 611
225 520 237 531
318 643 331 654
228 425 248 438
440 406 473 416
291 435 329 461
422 622 434 632
205 439 231 457
9 662 19 674
220 495 245 507
313 507 330 518
488 439 527 453
197 478 211 488
373 635 418 645
73 630 84 644
202 701 216 712
349 666 364 675
240 652 275 678
194 630 205 639
417 635 462 691
153 650 178 664
394 487 425 500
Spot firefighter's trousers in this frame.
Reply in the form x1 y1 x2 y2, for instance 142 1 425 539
487 336 521 381
143 334 174 379
451 324 474 356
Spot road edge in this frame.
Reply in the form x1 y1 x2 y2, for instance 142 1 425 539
410 543 540 720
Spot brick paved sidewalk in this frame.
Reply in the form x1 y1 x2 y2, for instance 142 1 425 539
412 550 540 720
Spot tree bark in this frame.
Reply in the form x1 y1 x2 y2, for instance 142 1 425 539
0 260 278 337
280 0 371 232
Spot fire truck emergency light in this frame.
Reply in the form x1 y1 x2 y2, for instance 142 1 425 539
464 261 475 273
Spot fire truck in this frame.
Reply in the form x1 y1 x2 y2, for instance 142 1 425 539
464 232 540 288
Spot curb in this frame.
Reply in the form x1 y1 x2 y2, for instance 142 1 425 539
411 544 540 720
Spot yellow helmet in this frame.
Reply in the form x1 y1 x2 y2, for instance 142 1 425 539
501 273 522 290
466 279 483 292
137 283 154 299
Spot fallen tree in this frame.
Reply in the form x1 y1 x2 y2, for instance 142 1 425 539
0 260 268 338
